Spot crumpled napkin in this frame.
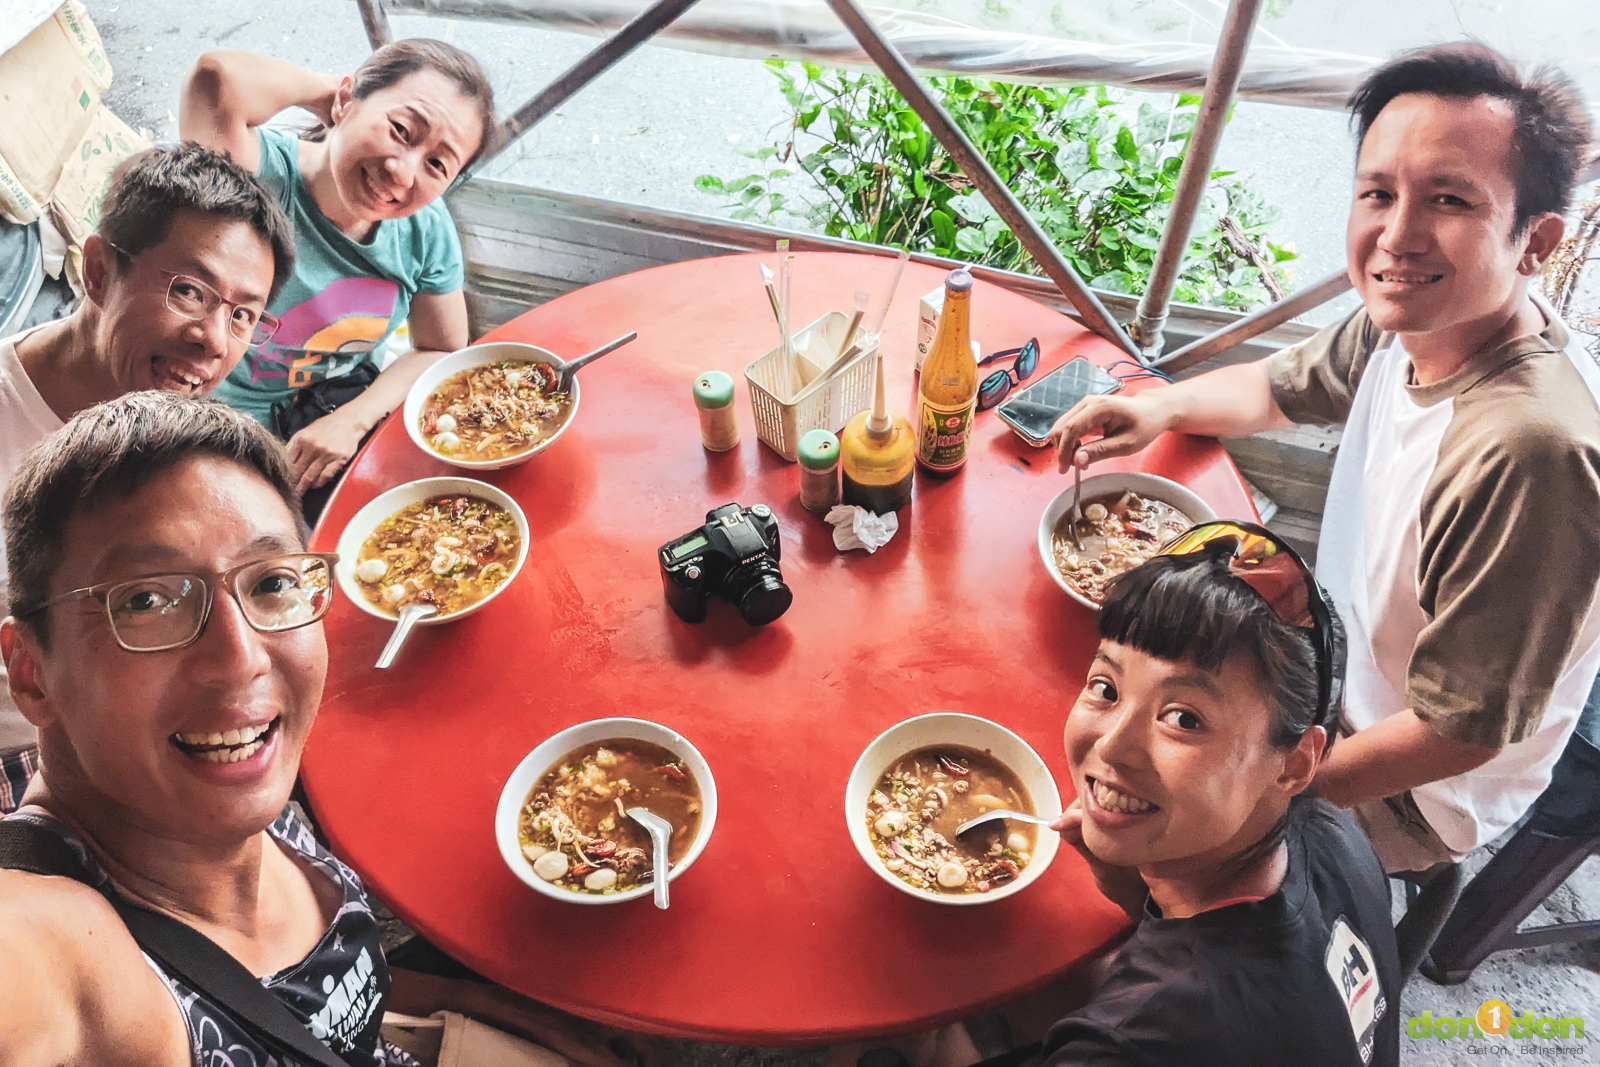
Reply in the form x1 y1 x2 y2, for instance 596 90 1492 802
825 504 899 553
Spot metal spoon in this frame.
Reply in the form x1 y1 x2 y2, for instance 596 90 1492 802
955 808 1056 838
627 807 673 910
1067 462 1085 549
553 331 638 394
376 602 436 669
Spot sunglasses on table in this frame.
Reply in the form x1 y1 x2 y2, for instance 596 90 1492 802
1157 521 1344 726
104 241 281 347
975 338 1040 411
20 553 337 653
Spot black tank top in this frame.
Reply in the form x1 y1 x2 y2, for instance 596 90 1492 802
5 804 416 1067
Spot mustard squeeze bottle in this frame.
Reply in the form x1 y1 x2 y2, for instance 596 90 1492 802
839 346 915 513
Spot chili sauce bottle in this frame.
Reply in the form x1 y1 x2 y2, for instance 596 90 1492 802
915 268 977 475
839 347 915 514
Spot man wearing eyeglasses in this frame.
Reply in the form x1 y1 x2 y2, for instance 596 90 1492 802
1051 42 1599 899
0 142 293 772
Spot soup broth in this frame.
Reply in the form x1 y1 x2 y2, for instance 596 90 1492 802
355 494 520 617
421 359 573 462
519 739 703 895
1051 490 1190 602
866 745 1035 895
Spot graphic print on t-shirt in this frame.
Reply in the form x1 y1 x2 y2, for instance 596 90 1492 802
1325 916 1386 1064
246 275 399 389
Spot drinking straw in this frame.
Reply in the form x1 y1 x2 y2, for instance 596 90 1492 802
867 248 911 336
759 261 796 400
835 290 870 364
780 246 799 397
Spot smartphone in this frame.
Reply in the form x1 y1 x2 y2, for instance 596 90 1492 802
995 356 1123 447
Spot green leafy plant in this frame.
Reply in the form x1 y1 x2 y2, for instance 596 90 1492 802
695 62 1296 310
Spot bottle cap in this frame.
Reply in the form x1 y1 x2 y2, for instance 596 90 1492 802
945 268 973 294
797 429 840 470
692 370 736 409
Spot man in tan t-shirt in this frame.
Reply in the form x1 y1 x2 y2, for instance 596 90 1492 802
1050 40 1599 912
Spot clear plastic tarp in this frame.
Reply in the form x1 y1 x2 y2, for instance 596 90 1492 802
383 0 1600 118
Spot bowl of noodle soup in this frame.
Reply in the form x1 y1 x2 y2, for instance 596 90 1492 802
1037 472 1215 611
403 341 580 470
495 718 718 904
334 477 529 626
846 713 1061 905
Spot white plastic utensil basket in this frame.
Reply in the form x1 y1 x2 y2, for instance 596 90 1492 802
744 311 877 461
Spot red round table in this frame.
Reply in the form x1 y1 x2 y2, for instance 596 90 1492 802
303 252 1256 1044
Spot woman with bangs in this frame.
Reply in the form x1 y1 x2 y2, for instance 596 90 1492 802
1044 523 1400 1067
181 40 495 516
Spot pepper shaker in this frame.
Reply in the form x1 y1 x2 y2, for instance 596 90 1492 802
693 370 739 451
797 428 841 512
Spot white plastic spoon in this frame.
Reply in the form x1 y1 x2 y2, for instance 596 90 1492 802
376 602 436 669
955 808 1055 838
627 807 673 910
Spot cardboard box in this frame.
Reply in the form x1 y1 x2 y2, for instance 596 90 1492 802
0 1 114 224
51 106 150 248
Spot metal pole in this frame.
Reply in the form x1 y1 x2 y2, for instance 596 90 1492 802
355 0 393 49
1154 267 1352 374
484 0 703 165
1132 0 1264 359
823 0 1141 358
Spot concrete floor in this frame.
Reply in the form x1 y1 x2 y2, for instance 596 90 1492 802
81 1 1600 1061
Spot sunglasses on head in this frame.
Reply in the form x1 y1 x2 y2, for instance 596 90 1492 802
975 338 1040 411
1158 520 1343 727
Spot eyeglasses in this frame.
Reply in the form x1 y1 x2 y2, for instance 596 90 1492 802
104 241 280 347
976 338 1040 411
23 553 337 653
1158 521 1344 725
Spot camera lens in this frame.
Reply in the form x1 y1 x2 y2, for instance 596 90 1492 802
738 574 793 625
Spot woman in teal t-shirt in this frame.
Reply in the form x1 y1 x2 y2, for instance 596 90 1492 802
180 40 495 497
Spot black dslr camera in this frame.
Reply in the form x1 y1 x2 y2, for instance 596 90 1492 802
659 502 792 625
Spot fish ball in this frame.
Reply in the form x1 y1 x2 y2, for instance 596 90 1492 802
432 431 461 453
583 867 618 891
532 850 569 882
1007 833 1030 852
355 558 388 584
434 413 457 433
936 861 968 888
874 811 910 838
520 842 548 864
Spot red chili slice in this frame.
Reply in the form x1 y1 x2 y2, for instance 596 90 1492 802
655 763 687 781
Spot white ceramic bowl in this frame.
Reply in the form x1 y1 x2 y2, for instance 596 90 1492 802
334 476 529 625
403 341 580 470
1037 471 1217 610
495 718 718 905
845 713 1061 906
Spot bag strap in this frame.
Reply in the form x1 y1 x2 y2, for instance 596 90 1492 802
0 819 354 1067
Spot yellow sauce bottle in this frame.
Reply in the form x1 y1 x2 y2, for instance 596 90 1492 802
839 346 915 514
915 269 976 474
